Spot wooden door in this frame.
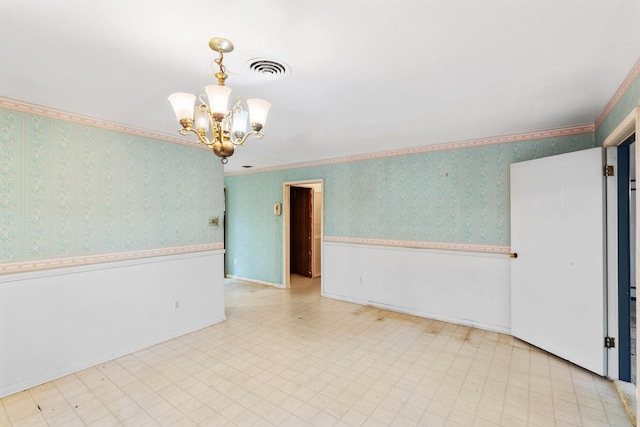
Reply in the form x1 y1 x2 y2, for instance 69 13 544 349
290 186 312 277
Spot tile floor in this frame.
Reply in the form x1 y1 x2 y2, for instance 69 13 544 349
0 276 634 426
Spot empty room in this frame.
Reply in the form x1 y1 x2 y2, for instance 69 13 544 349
1 1 640 426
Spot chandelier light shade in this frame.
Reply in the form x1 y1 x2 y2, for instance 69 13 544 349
168 93 196 122
193 106 210 131
205 85 231 119
168 37 272 164
247 99 271 131
232 110 249 137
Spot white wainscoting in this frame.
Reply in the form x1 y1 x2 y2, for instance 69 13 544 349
323 242 511 333
0 250 226 398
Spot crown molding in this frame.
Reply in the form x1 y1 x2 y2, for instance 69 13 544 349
225 123 595 176
0 96 207 150
596 57 640 129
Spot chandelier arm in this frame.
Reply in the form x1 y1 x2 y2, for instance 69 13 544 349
231 97 243 112
229 131 265 146
177 127 216 146
196 131 214 146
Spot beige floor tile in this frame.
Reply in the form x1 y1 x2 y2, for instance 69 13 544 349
78 404 111 425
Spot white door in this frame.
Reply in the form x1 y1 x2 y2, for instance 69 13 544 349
510 147 606 376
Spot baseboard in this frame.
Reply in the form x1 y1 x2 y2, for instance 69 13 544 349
225 274 284 289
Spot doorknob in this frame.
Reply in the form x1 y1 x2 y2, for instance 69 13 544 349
509 253 518 259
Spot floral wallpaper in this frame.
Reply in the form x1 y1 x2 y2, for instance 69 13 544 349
224 132 596 285
0 108 224 264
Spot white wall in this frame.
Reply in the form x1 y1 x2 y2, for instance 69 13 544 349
0 250 226 398
323 242 511 333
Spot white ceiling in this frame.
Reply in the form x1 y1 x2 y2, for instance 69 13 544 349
1 1 639 172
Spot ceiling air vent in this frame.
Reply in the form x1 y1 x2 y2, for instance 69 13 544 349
246 58 291 78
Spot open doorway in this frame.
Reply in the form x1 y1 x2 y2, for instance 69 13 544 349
290 186 313 278
283 180 323 289
603 107 640 410
631 141 637 385
618 135 637 384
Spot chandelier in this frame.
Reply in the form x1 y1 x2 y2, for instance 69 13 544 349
168 37 272 164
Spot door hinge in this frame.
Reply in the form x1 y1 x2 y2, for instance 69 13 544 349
604 336 615 348
604 165 614 176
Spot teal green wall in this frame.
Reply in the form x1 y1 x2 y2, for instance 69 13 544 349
225 133 595 285
0 108 224 263
596 67 640 145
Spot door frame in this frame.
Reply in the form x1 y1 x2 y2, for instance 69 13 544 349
604 107 640 382
223 185 227 276
283 179 324 289
616 136 635 382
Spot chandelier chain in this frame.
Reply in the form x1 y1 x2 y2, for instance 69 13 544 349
215 50 226 74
